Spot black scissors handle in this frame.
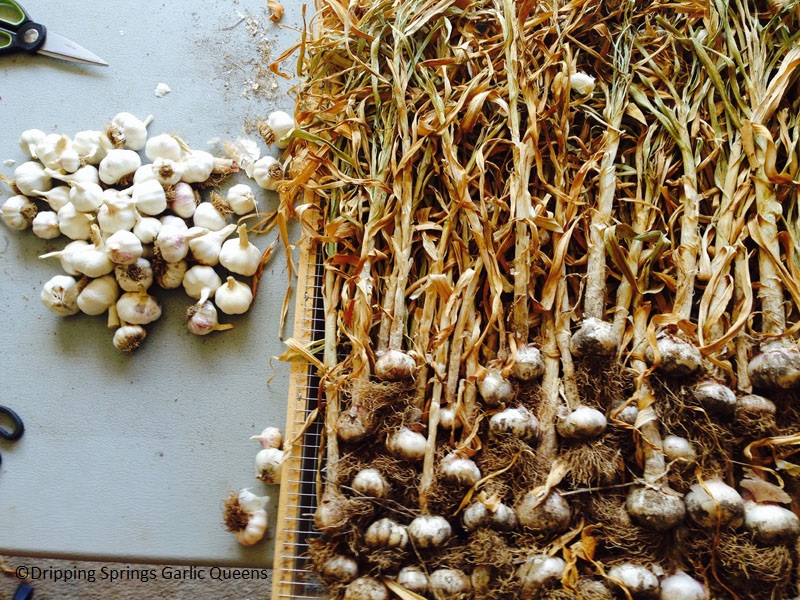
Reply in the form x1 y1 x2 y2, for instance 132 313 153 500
0 0 46 56
0 405 24 441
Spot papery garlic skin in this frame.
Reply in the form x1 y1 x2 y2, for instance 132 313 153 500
1 195 37 230
518 555 566 596
570 71 596 95
41 275 80 316
214 276 253 315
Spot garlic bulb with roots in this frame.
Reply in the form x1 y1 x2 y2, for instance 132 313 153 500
374 349 416 380
262 110 296 147
659 571 708 600
396 566 429 595
407 514 452 548
692 380 737 417
41 275 81 316
386 426 427 461
556 405 607 439
517 554 566 596
112 324 147 352
607 564 660 597
747 338 800 390
736 393 776 420
223 488 269 546
479 368 514 406
510 343 545 380
662 435 696 463
321 555 359 583
99 148 141 185
625 485 686 531
644 330 703 376
489 406 539 441
343 577 389 600
516 489 572 533
252 155 284 190
440 451 481 486
192 201 228 231
570 316 618 357
428 568 472 599
186 291 233 336
158 259 188 288
351 468 389 498
684 479 744 529
462 498 517 532
364 518 408 549
743 500 800 544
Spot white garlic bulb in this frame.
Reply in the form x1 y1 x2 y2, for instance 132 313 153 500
516 489 572 533
351 468 389 498
397 566 429 595
72 129 110 164
225 488 269 547
180 150 215 183
479 368 514 406
113 324 147 351
663 434 696 463
1 194 37 230
364 518 408 549
14 160 52 196
107 112 153 150
659 571 708 600
106 230 143 265
252 155 284 190
57 203 94 240
69 180 105 213
182 265 223 299
321 555 359 583
607 564 660 597
151 157 183 186
77 275 119 316
214 276 253 315
168 181 199 219
570 71 596 95
518 555 566 596
188 223 236 266
343 577 389 600
556 406 607 439
116 287 162 325
387 426 427 461
40 240 89 275
55 164 100 186
684 479 744 529
511 343 545 381
132 178 168 216
429 569 472 599
34 133 67 169
192 201 228 231
440 452 481 486
32 185 70 211
19 128 46 158
156 225 205 263
41 275 81 316
407 515 452 548
186 294 233 336
219 224 261 276
31 210 60 239
254 447 285 484
115 258 154 292
155 258 188 289
264 110 296 148
99 148 142 185
226 183 257 215
489 406 539 441
71 227 114 278
133 216 162 245
145 133 182 161
97 190 137 234
374 349 416 380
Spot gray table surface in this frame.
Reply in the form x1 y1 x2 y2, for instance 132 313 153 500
0 0 301 568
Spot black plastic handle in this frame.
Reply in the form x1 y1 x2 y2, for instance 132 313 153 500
0 405 24 441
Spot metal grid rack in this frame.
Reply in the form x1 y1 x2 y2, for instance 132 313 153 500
271 236 329 599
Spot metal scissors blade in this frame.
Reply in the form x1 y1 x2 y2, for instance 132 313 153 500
0 0 108 66
37 30 108 66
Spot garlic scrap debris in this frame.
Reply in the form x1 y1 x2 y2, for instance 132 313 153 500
1 109 288 351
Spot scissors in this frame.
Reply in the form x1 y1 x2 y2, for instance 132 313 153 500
0 405 24 468
0 0 107 66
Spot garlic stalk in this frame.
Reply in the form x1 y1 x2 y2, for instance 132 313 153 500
218 224 261 276
224 489 269 546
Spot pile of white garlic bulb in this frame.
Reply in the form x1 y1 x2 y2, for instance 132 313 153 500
0 110 295 352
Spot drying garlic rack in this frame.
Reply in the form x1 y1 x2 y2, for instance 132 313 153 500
271 235 328 599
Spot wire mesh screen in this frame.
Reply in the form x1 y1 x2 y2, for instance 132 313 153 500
271 239 328 599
